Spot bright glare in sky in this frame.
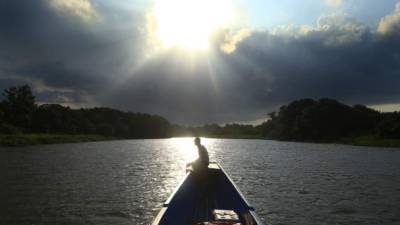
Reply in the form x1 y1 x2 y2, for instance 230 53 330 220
151 0 235 50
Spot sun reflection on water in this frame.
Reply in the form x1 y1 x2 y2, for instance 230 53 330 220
169 137 198 163
169 137 215 165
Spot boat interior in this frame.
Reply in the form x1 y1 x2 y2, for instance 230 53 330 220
154 163 260 225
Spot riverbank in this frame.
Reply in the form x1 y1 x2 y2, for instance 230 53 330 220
339 135 400 148
193 134 265 140
0 134 112 147
1 133 399 149
200 134 400 148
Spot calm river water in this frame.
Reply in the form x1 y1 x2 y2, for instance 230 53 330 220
1 138 400 225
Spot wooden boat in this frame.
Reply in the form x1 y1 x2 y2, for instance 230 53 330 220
151 162 264 225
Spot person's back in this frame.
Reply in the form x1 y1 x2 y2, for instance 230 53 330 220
197 143 209 167
192 138 209 206
192 137 209 171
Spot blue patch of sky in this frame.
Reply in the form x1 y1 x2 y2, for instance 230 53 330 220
342 0 398 27
93 0 399 29
235 0 399 28
94 0 151 12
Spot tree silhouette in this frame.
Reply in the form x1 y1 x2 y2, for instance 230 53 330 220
0 85 399 142
1 85 36 130
260 98 385 141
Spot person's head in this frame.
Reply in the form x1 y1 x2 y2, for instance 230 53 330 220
194 137 201 146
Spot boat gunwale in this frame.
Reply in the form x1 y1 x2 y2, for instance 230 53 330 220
151 162 265 225
217 163 255 211
163 172 191 207
151 207 167 225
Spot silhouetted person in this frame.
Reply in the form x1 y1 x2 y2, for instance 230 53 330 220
188 137 210 211
187 137 209 172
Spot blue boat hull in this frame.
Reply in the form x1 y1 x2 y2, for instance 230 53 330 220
152 163 264 225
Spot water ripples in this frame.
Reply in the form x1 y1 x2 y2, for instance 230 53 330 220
0 138 400 225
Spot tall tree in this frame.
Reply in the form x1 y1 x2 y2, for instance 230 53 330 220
1 85 37 130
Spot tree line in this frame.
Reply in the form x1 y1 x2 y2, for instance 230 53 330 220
0 85 258 139
259 98 400 141
171 98 400 142
171 123 262 138
1 85 399 142
0 85 170 138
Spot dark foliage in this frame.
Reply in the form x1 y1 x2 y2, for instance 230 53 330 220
171 123 261 137
0 85 171 138
1 85 36 131
376 112 400 139
0 123 22 135
0 85 399 142
260 98 399 141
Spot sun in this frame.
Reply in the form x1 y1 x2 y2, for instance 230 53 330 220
149 0 235 50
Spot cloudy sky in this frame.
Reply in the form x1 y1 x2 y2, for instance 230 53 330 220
1 0 400 125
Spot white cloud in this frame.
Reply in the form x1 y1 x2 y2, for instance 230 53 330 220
377 3 400 35
268 15 368 47
325 0 343 7
49 0 100 22
215 14 369 56
316 15 369 46
220 28 251 54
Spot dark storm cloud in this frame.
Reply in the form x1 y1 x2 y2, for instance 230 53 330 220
1 1 400 124
105 12 400 124
223 14 400 108
0 0 146 104
97 50 216 123
216 18 400 121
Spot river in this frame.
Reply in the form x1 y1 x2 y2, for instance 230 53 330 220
1 138 399 225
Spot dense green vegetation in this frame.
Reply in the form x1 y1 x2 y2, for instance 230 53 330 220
258 98 400 147
171 123 263 139
0 85 399 147
0 134 112 146
0 85 171 145
339 135 400 148
173 98 400 148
